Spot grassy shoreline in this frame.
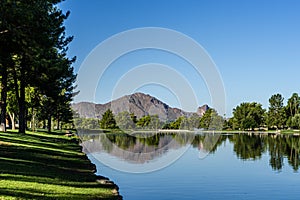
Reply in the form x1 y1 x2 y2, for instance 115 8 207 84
0 130 122 200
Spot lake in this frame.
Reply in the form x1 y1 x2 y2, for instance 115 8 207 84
79 132 300 199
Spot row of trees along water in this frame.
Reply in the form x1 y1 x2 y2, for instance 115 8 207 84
0 1 76 133
229 93 300 130
74 109 223 130
75 93 300 131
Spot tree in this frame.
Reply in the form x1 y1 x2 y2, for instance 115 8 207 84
267 94 285 129
37 54 76 132
199 109 213 129
169 116 184 129
188 113 201 130
291 114 300 129
130 112 137 124
148 115 161 130
6 89 18 130
100 109 118 129
287 93 300 116
0 0 75 133
163 114 201 130
136 115 151 128
232 102 266 130
115 111 135 130
286 93 300 128
74 118 100 130
199 109 224 130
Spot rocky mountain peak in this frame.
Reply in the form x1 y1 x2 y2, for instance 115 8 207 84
72 92 209 121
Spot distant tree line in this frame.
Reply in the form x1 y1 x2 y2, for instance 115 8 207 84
0 1 76 133
227 93 300 130
74 93 300 132
74 108 225 131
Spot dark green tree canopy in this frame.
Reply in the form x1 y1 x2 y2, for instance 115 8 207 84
232 102 266 130
0 0 76 133
199 108 223 130
267 93 285 129
100 109 118 129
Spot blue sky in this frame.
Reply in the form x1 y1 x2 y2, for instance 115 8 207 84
60 0 300 116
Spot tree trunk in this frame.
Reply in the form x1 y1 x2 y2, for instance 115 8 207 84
12 57 26 134
9 112 15 130
56 116 60 130
31 107 36 132
0 64 7 132
47 115 51 133
18 66 26 134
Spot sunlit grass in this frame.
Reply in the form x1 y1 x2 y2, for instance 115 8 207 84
0 130 121 200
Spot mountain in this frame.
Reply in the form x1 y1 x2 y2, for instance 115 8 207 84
72 92 209 121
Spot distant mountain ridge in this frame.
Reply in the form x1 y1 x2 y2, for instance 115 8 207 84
72 92 209 121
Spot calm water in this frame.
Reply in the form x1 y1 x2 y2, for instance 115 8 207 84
80 132 300 199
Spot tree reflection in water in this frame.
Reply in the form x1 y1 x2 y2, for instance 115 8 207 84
227 133 300 172
79 132 300 172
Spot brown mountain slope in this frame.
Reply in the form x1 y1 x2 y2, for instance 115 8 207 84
72 92 209 121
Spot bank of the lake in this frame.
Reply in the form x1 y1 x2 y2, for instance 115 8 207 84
0 130 122 200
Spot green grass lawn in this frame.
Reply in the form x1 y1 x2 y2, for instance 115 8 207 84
0 130 121 200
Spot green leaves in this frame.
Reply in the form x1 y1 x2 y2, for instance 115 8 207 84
232 102 266 130
0 0 76 133
99 109 118 129
267 94 285 129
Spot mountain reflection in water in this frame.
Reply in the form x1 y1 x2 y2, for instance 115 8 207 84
79 132 300 172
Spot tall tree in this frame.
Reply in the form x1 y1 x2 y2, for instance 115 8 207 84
100 109 118 129
136 115 151 128
286 93 300 128
232 102 266 130
115 111 135 130
199 109 224 130
287 93 300 116
0 0 75 133
267 94 285 129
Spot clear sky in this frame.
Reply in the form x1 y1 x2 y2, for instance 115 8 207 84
60 0 300 116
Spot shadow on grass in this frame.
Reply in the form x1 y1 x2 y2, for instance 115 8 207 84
0 131 80 152
0 131 121 199
0 141 95 182
0 188 118 200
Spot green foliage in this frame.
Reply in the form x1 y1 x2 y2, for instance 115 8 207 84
267 93 286 129
136 115 151 128
291 114 300 129
188 113 201 129
74 118 100 130
168 116 183 129
99 109 118 129
130 112 138 124
286 93 300 117
136 115 162 129
285 93 300 128
0 0 76 133
148 115 161 129
232 102 266 130
199 109 224 130
115 111 136 130
223 118 234 130
162 114 201 130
